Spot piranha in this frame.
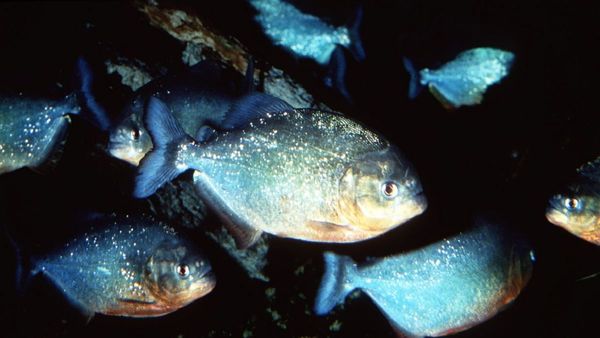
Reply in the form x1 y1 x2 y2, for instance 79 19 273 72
546 158 600 245
13 214 215 319
314 219 534 338
134 93 426 248
0 58 109 175
403 47 515 109
0 58 119 174
105 60 251 166
249 0 365 100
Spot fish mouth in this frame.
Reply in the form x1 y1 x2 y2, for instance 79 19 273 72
411 191 428 214
108 142 144 166
188 271 217 300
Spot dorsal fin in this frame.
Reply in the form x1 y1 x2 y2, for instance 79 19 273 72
222 93 293 129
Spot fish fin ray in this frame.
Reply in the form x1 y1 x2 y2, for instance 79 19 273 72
225 221 263 250
117 298 157 305
325 46 352 102
428 84 458 110
314 252 357 315
134 97 191 198
347 4 365 62
75 57 112 131
222 93 293 129
403 57 423 99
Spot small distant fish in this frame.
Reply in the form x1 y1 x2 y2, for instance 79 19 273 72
314 219 534 337
0 93 80 174
13 214 215 319
249 0 364 100
106 60 250 166
546 158 600 245
134 93 426 248
404 47 515 109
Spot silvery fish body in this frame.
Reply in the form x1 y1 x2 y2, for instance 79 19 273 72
108 61 247 166
0 93 80 174
29 215 215 318
134 95 426 248
249 0 364 65
315 220 534 337
546 157 600 245
405 48 514 109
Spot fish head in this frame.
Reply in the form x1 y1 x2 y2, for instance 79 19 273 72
144 238 216 310
338 147 427 234
107 110 152 166
546 186 600 244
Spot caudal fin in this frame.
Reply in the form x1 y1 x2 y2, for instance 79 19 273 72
2 224 32 295
314 252 358 316
347 5 366 62
325 46 352 103
133 97 192 198
402 57 423 99
75 57 112 131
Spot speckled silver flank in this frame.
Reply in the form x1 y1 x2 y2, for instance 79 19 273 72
35 215 214 317
0 93 80 174
181 108 424 242
108 62 244 166
250 0 351 64
420 47 514 108
317 222 534 337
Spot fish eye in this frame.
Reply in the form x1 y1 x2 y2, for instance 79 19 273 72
130 128 141 141
564 197 580 210
176 264 190 278
381 181 398 199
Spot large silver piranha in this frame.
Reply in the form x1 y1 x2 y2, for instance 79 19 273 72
14 215 215 319
314 218 534 338
134 93 426 248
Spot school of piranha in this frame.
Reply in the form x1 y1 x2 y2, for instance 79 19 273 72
0 1 597 338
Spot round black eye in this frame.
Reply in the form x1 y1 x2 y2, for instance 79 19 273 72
130 128 140 141
177 264 190 278
381 181 398 198
564 197 580 210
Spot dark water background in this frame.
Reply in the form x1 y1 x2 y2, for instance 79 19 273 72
0 1 598 337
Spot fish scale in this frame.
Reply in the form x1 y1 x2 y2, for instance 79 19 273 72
135 95 426 247
22 215 216 318
0 94 80 174
315 221 534 337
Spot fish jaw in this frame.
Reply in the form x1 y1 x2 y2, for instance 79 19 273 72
546 203 600 245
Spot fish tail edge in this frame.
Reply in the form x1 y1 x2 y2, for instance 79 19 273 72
347 4 366 62
133 97 192 198
2 224 33 296
75 56 112 131
314 251 357 316
402 57 423 99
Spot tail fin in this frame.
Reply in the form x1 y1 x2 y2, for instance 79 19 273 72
75 57 112 131
133 97 192 198
2 224 32 295
402 57 423 99
325 46 352 103
347 5 366 62
314 252 358 316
